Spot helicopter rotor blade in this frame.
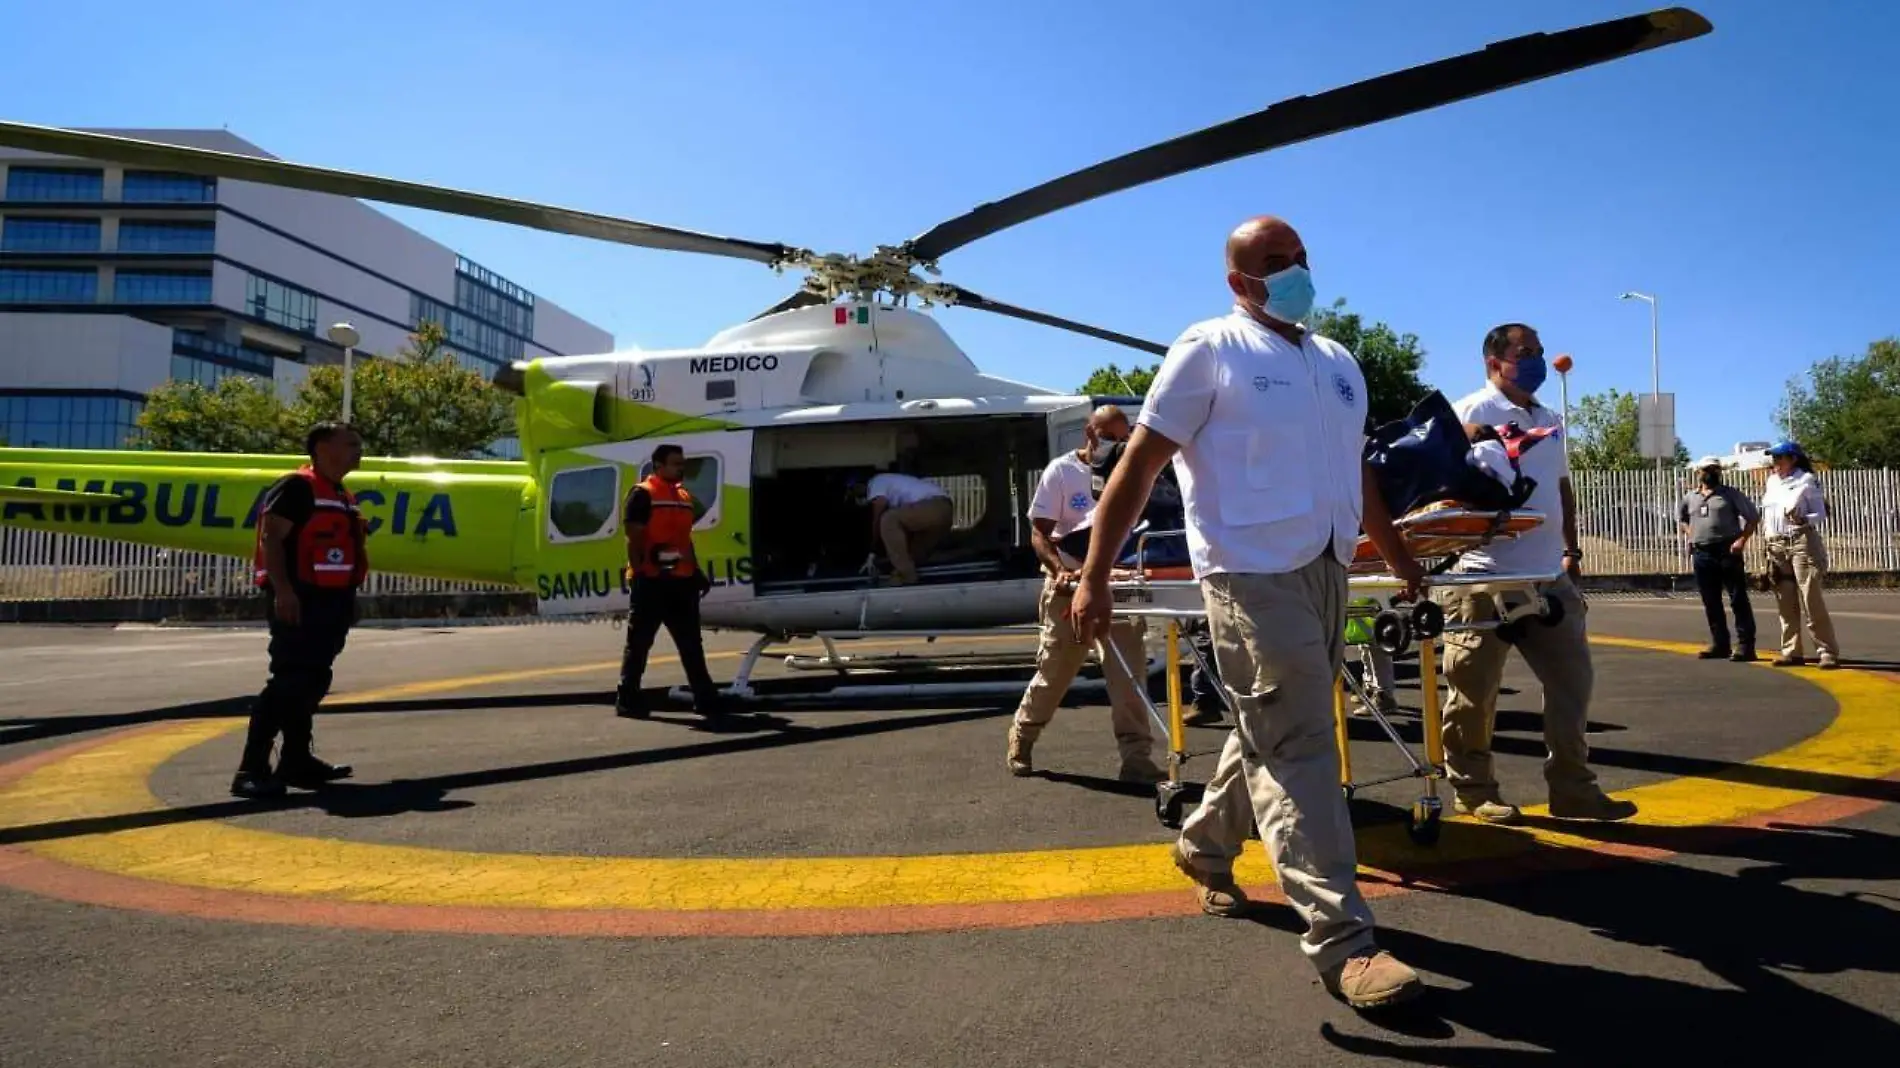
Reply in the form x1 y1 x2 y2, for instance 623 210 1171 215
751 289 831 320
904 7 1711 263
0 122 803 267
939 286 1168 357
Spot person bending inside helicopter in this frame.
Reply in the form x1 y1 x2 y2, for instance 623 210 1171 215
615 443 726 719
1005 404 1165 783
851 470 955 585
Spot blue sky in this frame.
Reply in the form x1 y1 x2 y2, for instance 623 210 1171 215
5 0 1892 457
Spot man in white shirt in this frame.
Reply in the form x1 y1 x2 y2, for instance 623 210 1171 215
1071 215 1428 1010
859 471 954 584
1006 404 1164 784
1439 323 1637 826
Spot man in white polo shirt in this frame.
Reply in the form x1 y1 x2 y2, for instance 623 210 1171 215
1006 404 1164 784
860 470 954 584
1071 215 1428 1010
1439 323 1637 826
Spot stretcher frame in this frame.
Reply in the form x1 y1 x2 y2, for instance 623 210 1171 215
1097 518 1563 844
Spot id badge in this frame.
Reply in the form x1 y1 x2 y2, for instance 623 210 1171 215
1698 503 1709 517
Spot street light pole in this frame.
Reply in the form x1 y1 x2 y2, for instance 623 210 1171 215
1619 291 1667 563
326 322 361 424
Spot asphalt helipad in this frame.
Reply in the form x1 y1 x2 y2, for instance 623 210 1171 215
3 591 1899 1065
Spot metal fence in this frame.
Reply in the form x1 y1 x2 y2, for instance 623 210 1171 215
5 468 1897 602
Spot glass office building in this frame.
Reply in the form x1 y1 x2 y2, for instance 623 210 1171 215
1 129 613 456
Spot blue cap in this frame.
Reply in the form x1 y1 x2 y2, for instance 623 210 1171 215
1767 440 1801 457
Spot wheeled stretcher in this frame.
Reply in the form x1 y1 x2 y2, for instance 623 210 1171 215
1092 508 1564 846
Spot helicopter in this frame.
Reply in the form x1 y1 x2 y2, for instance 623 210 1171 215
0 8 1711 698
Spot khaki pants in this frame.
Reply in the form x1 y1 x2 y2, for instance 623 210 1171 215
1766 530 1839 661
878 497 955 582
1438 576 1599 807
1176 555 1378 971
1013 580 1155 765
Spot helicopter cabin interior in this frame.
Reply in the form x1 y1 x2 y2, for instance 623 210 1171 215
747 413 1057 596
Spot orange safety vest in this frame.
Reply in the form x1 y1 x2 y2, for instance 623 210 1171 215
253 466 369 590
628 473 699 580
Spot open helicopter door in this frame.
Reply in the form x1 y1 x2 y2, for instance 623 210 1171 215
532 429 756 618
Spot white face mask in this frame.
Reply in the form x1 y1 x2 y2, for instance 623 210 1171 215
1088 439 1121 464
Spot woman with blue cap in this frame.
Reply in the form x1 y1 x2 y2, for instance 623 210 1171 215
1758 441 1840 668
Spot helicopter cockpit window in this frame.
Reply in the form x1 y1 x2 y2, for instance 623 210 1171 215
638 455 720 525
705 379 736 402
548 464 619 541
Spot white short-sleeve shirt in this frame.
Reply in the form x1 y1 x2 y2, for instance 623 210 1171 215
1760 470 1826 536
1027 451 1097 568
1449 383 1570 575
1136 307 1369 579
867 472 949 508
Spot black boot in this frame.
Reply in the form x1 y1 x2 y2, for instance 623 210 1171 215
615 687 650 719
277 751 353 790
1731 645 1757 662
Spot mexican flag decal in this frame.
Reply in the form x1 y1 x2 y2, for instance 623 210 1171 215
834 305 870 325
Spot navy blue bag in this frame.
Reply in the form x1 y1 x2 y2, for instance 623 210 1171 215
1055 440 1192 569
1362 391 1537 516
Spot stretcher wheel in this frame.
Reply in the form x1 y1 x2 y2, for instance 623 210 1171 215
1407 797 1443 846
1409 601 1445 640
1538 593 1565 627
1154 781 1189 829
1372 611 1411 655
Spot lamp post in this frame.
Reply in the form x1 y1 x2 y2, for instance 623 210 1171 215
1553 353 1574 465
1619 291 1667 559
326 322 361 424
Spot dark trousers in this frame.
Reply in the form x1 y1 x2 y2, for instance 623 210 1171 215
1188 630 1221 709
1692 543 1756 652
619 576 720 706
239 588 354 773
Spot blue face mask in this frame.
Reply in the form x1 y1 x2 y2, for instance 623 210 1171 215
1511 351 1548 394
1242 264 1316 324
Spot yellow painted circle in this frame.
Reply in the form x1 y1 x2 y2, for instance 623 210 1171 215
1 636 1894 913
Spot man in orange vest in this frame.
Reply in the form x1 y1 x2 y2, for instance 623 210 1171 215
615 443 726 719
232 422 369 799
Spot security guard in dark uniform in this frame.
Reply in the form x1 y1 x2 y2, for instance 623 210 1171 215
232 421 367 799
615 443 726 719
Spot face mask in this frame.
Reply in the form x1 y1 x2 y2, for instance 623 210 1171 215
1089 439 1121 465
1241 264 1316 324
1509 351 1548 394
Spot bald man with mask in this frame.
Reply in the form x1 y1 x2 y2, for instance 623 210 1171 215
1007 404 1164 783
1072 217 1428 1010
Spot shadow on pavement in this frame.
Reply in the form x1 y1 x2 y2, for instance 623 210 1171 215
0 703 1012 846
1280 820 1900 1059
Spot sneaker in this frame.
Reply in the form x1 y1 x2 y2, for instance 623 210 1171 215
230 770 286 799
1773 655 1804 667
1818 655 1840 671
1171 839 1249 918
1548 792 1638 822
1321 949 1425 1009
1118 757 1167 785
1006 727 1033 777
1454 797 1522 825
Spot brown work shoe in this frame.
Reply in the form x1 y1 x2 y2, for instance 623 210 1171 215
1454 797 1522 825
1171 839 1249 917
1005 727 1033 777
1322 949 1425 1009
1118 757 1166 784
1548 791 1639 822
1773 655 1804 667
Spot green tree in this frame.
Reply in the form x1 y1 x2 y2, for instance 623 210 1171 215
1567 387 1690 470
1078 361 1158 397
1074 298 1430 428
1776 337 1900 468
135 375 297 454
285 322 515 458
1308 298 1430 428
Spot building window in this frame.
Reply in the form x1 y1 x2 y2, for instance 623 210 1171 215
4 167 103 202
118 220 215 253
245 272 318 333
0 267 98 302
172 330 274 375
170 354 269 390
1 217 101 252
455 271 534 337
114 269 212 304
121 171 217 203
0 393 144 450
413 292 523 366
